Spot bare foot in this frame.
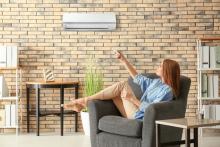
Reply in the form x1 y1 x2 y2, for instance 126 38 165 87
63 102 84 112
71 98 87 107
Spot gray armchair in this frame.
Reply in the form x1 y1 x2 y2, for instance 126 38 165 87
88 73 191 147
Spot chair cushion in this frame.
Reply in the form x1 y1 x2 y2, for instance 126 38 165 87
98 115 143 137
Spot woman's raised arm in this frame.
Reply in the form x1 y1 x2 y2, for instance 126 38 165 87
114 50 138 79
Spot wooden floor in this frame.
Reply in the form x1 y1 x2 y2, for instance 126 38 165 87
0 132 220 147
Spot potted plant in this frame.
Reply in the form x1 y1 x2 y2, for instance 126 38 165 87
81 57 103 136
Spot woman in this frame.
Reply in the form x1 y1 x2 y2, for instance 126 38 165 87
64 51 180 120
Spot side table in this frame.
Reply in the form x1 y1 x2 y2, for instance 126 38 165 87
26 81 79 136
156 118 220 147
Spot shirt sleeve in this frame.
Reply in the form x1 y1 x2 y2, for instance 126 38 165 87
134 101 151 120
139 88 173 110
153 88 173 103
133 74 154 92
134 87 173 120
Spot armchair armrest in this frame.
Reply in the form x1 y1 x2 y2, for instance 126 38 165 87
142 101 185 147
88 100 121 147
144 101 185 124
88 100 121 133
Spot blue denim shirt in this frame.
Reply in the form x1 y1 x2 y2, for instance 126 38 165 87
133 74 173 120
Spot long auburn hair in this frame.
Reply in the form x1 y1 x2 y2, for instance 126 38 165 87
162 59 180 97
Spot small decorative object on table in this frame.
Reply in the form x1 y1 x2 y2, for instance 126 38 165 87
43 68 55 82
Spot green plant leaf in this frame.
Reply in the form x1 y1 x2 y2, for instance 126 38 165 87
84 57 104 112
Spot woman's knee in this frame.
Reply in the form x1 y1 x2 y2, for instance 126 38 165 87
119 80 128 85
113 81 128 92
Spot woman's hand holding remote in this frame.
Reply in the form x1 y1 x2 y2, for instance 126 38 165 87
114 50 126 63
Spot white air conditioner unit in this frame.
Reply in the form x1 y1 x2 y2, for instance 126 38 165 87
63 13 116 31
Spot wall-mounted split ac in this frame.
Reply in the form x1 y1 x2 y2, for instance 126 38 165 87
62 13 116 31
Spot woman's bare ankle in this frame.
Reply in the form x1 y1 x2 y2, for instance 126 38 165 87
71 98 87 107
